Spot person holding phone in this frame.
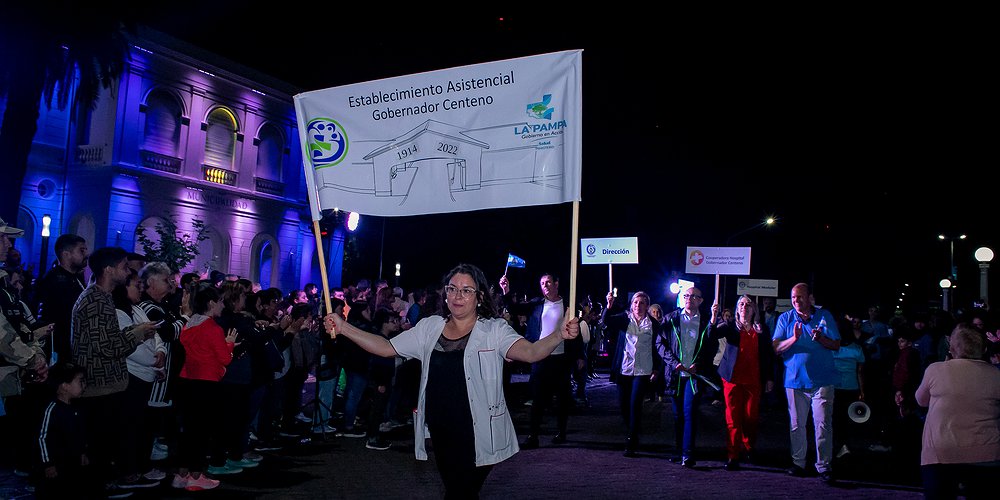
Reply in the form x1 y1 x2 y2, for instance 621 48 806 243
113 270 168 484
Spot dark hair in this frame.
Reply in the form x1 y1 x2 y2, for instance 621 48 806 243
54 234 86 259
112 271 140 318
180 272 201 288
189 282 221 315
328 297 346 315
88 247 127 279
49 362 86 386
290 303 313 320
219 281 246 313
305 283 318 293
540 272 560 283
235 278 253 292
441 263 498 319
372 308 399 333
126 252 148 263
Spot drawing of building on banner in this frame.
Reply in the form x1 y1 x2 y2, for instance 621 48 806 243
319 120 563 207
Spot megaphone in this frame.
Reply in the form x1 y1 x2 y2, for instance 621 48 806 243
848 401 871 424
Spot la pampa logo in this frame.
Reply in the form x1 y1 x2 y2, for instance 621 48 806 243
307 118 349 168
526 94 554 120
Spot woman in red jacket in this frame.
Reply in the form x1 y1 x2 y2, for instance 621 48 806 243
173 283 238 491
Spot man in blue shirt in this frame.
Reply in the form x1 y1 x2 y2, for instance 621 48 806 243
772 283 840 483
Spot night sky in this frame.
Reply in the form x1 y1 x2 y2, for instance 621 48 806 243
138 6 993 314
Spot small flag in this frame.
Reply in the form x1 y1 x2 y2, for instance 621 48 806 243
507 253 526 268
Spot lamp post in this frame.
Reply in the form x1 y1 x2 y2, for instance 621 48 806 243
974 246 993 305
722 216 777 306
938 234 967 281
939 278 952 312
39 214 52 272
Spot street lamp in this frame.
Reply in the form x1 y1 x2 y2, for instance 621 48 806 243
39 214 52 272
939 278 952 312
722 216 777 306
974 246 993 305
938 234 967 281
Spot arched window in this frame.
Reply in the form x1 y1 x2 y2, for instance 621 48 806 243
143 90 183 156
204 107 238 170
255 123 283 181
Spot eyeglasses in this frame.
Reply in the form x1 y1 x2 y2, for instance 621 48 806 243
444 285 477 298
682 294 703 300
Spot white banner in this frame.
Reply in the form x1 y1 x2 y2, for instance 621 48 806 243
736 278 779 297
684 246 751 275
581 237 638 264
294 50 583 219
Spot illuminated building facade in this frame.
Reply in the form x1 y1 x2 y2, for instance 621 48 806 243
8 29 334 290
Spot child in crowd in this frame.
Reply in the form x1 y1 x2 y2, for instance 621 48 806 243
36 363 96 499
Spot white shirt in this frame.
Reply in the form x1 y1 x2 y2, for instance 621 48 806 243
679 310 700 378
390 316 523 466
116 306 166 383
540 298 565 355
621 314 654 376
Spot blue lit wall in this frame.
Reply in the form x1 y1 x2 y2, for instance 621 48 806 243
5 30 345 292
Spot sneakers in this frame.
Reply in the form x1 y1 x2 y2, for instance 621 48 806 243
105 484 134 499
143 468 167 481
150 445 168 461
227 458 259 469
118 475 161 489
378 421 393 433
295 412 312 423
820 470 835 484
184 474 221 491
366 436 391 451
172 474 190 489
313 424 338 434
254 441 284 451
243 451 264 462
206 463 244 475
336 428 366 438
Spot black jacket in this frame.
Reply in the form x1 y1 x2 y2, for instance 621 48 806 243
660 309 716 392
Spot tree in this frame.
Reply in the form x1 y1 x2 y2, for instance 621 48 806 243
135 214 209 273
0 3 133 222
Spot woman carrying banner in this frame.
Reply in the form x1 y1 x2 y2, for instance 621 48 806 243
324 263 578 499
709 295 774 471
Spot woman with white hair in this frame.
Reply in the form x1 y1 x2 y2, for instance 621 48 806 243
915 325 1000 499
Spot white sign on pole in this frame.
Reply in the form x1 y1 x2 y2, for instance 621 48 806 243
294 50 583 219
736 278 779 297
684 246 751 275
581 237 639 265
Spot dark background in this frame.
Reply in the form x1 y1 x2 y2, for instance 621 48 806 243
138 5 994 314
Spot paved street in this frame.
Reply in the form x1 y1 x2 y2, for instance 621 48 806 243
2 373 923 499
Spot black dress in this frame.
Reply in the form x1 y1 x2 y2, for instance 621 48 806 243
425 330 492 499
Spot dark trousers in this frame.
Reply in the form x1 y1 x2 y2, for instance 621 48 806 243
616 374 649 450
529 354 571 436
922 463 998 500
177 379 226 471
366 383 389 436
671 377 702 458
122 375 156 476
221 383 251 459
77 391 127 481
